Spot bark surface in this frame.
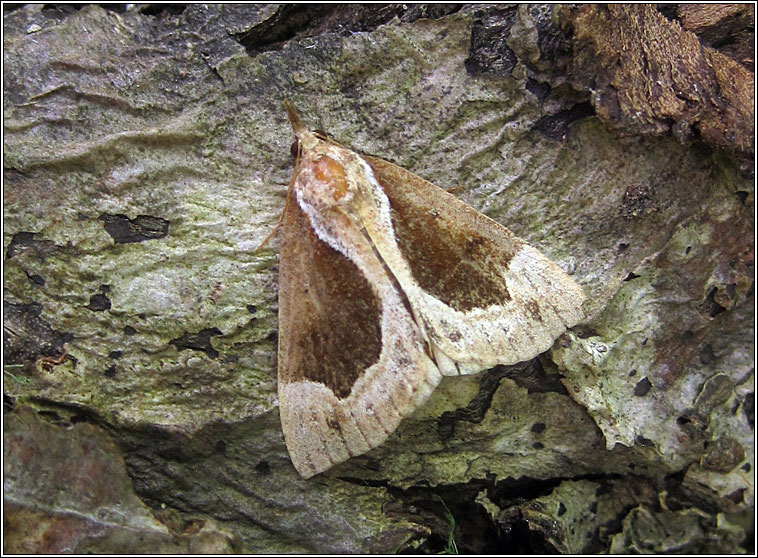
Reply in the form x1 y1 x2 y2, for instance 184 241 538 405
3 4 753 553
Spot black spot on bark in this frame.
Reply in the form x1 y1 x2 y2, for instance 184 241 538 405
99 213 169 244
86 292 112 312
26 272 45 286
6 231 59 260
634 377 652 396
170 328 223 359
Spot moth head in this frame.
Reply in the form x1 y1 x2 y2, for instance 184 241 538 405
285 101 357 207
290 130 329 159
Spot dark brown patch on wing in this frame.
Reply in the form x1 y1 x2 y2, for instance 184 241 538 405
278 199 382 399
365 156 520 313
524 300 542 321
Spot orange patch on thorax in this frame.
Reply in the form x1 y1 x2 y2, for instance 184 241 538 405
313 156 349 201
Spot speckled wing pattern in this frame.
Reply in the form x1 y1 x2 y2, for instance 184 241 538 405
363 155 586 376
277 194 442 478
276 102 585 478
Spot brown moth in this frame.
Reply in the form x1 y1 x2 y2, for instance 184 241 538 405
277 101 585 478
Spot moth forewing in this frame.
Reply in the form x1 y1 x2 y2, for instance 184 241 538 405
358 154 586 372
277 103 585 478
277 105 444 479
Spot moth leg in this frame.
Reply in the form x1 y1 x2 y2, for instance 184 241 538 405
254 135 302 254
253 195 289 254
36 345 69 372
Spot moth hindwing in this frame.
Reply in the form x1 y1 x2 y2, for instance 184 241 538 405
277 101 585 478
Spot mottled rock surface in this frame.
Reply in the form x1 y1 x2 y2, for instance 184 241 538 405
4 4 753 553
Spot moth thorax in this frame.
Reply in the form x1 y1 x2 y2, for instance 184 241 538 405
313 155 350 202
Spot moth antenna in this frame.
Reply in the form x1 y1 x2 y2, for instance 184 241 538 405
253 116 302 254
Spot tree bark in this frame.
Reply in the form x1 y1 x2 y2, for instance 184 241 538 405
4 4 753 553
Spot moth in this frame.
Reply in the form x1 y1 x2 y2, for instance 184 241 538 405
276 101 585 479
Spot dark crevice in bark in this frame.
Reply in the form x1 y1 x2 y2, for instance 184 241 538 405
234 4 462 56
